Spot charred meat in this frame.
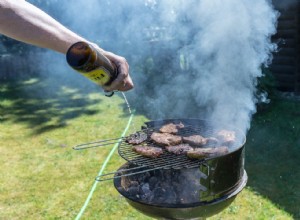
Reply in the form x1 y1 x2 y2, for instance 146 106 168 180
187 146 229 159
182 135 207 146
205 137 219 146
165 144 193 155
159 122 185 134
132 145 163 158
126 132 148 145
216 130 236 144
150 132 182 146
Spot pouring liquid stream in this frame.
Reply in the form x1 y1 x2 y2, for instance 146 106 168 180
121 92 137 131
121 92 133 114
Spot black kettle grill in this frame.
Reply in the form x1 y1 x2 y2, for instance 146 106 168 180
112 118 247 220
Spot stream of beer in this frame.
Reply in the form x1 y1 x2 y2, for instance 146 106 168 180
121 92 137 131
121 92 133 114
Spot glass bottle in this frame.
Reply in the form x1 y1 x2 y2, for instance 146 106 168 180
66 41 118 87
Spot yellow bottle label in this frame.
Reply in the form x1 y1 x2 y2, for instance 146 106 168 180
82 67 111 86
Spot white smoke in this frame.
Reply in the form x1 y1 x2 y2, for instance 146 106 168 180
165 0 279 132
129 0 278 132
32 0 279 134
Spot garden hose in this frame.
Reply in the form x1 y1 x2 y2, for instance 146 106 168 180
75 93 134 220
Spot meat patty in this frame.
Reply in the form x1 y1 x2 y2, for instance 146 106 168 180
132 145 163 158
187 146 229 159
126 132 148 145
150 132 182 146
216 130 236 144
165 144 193 155
182 135 207 146
159 122 185 134
205 137 219 146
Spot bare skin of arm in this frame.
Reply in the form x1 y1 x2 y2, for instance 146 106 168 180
0 0 133 91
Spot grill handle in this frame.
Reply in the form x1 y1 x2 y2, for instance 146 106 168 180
95 164 173 182
73 137 123 150
201 162 210 178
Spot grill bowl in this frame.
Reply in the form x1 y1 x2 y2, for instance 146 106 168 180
114 162 247 219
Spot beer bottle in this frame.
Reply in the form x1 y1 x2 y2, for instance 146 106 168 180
66 41 118 87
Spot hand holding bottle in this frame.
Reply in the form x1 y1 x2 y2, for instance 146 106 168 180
0 1 134 95
67 42 133 94
99 48 134 92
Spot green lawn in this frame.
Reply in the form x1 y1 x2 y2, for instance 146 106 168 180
0 77 297 219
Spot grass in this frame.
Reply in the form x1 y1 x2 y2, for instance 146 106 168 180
245 99 300 219
0 76 298 219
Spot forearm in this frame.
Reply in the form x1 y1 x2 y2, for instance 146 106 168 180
0 0 86 54
0 0 134 91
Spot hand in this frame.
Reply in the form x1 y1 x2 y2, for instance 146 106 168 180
102 51 134 92
91 43 134 92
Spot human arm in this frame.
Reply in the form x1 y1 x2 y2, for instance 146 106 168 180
0 0 133 91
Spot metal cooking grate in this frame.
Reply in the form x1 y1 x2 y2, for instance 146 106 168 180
118 125 233 169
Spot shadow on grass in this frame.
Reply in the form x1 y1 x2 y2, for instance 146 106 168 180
245 99 300 219
0 77 102 134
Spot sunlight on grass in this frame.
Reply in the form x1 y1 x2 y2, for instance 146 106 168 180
21 78 40 85
211 187 292 220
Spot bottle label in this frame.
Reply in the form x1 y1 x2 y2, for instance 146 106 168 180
82 67 111 86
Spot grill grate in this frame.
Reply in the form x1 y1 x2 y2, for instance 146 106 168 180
118 124 237 169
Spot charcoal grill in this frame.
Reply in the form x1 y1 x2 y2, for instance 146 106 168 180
118 119 246 220
74 118 247 219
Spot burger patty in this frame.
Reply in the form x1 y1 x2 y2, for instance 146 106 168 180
165 144 193 155
126 132 148 145
132 145 163 158
216 130 236 144
150 132 182 146
159 122 184 134
182 135 207 146
187 146 229 159
205 137 219 146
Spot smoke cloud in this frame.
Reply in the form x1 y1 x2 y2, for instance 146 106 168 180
31 0 279 134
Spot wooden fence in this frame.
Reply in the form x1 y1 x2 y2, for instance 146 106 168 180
271 2 300 94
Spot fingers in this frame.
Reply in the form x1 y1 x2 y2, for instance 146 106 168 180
102 52 134 92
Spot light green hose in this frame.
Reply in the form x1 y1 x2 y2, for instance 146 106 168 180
75 113 134 220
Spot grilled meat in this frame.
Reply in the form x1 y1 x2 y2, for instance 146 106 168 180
187 146 229 159
126 132 148 145
216 130 236 144
182 135 207 146
159 122 185 134
150 132 182 146
165 144 193 155
205 137 219 146
132 145 163 158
